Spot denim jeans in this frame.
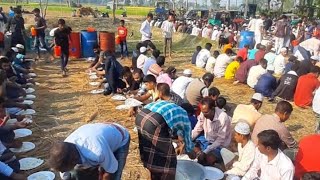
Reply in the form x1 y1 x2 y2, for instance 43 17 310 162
119 40 128 57
195 135 222 161
34 34 51 57
61 51 69 71
113 135 130 180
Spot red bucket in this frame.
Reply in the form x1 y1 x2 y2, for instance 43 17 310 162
54 46 61 57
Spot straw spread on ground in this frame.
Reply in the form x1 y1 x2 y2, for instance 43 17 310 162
9 14 316 179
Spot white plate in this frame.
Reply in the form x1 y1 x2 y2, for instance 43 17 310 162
25 94 36 100
115 104 131 110
111 94 126 101
10 142 35 153
221 148 236 165
172 142 178 148
89 82 100 86
26 83 35 87
204 166 224 180
24 88 35 94
16 109 36 115
28 171 55 180
25 59 35 62
28 73 37 77
14 128 32 139
19 157 44 171
7 118 18 125
125 98 143 107
22 100 34 105
176 160 205 180
90 89 104 94
88 72 97 76
21 118 33 124
89 75 98 80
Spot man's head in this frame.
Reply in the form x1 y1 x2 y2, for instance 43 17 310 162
147 13 153 22
58 19 66 29
225 48 233 56
213 50 220 59
208 87 220 101
16 44 24 53
93 44 100 54
259 45 266 51
157 83 170 99
168 14 174 22
244 44 250 49
216 96 226 109
32 8 40 16
196 46 202 52
288 55 297 63
251 93 263 110
120 19 125 26
183 69 192 77
15 8 22 17
202 73 214 87
48 142 80 172
205 43 212 51
132 68 143 82
310 56 320 65
235 56 243 63
234 121 251 144
260 13 266 20
256 43 261 49
200 97 215 120
156 56 165 67
275 101 293 122
257 130 282 155
165 66 177 79
0 56 11 71
280 14 287 20
143 74 157 90
181 103 195 116
280 47 287 56
152 49 161 59
310 66 320 77
259 59 268 69
140 46 147 55
136 42 143 51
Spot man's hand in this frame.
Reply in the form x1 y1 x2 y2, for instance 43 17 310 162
15 121 28 128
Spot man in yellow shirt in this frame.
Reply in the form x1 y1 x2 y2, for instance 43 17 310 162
222 42 233 54
225 56 243 79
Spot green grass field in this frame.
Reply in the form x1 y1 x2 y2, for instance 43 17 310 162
0 3 153 16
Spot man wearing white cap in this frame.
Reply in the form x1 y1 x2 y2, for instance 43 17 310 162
232 93 263 127
224 122 255 180
136 46 148 70
264 47 277 73
171 69 193 99
273 47 287 76
211 26 219 41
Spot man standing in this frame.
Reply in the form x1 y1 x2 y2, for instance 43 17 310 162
161 15 175 58
274 15 289 54
48 123 130 180
140 13 156 50
254 14 265 48
0 7 6 55
6 8 25 52
32 8 53 60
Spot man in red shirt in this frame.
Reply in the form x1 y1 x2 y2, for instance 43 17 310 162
117 20 128 59
295 134 320 179
294 66 320 108
237 44 249 61
254 44 266 63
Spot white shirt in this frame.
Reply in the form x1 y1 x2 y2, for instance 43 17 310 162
242 148 294 180
254 19 264 36
202 27 208 37
248 18 256 32
294 49 304 61
273 54 286 75
264 52 277 71
161 20 175 38
196 49 211 68
191 26 201 36
140 20 152 41
225 140 256 176
211 29 219 41
313 88 320 114
171 76 193 99
247 65 267 88
213 54 232 77
299 37 320 56
137 54 148 70
205 56 217 73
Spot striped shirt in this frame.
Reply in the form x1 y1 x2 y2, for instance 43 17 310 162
251 114 298 149
145 100 194 152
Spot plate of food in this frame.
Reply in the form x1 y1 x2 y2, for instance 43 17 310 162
115 104 131 110
90 89 104 94
125 98 143 107
89 82 100 86
88 72 97 76
24 88 35 94
25 59 35 62
21 117 33 124
89 75 98 80
7 118 18 125
25 94 36 100
111 94 126 101
17 109 36 115
28 73 37 77
28 171 55 180
10 142 35 153
19 157 44 171
22 100 34 105
14 128 32 139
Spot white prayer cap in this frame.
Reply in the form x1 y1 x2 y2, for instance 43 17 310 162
252 93 264 102
11 47 19 52
213 26 217 30
243 23 248 26
271 48 276 52
280 47 287 52
16 44 24 49
234 31 237 34
140 46 147 53
183 69 192 75
311 56 320 61
235 121 251 135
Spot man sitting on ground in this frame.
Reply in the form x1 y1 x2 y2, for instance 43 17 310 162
213 48 233 78
246 59 268 88
196 43 212 68
142 49 160 75
234 58 258 84
136 46 148 70
254 71 277 97
171 69 193 99
157 83 183 106
224 56 243 80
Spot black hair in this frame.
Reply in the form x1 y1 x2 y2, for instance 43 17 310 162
208 87 220 97
235 56 244 63
136 42 143 50
244 44 250 48
225 48 233 55
256 43 261 49
202 73 214 82
0 56 10 68
196 46 202 51
291 61 300 72
181 103 195 115
15 8 22 14
132 68 143 75
213 50 220 58
33 8 40 13
152 49 161 59
49 142 79 172
58 19 66 25
259 59 268 68
288 55 297 62
216 96 227 109
251 99 262 104
143 74 157 83
157 83 170 96
275 101 293 114
205 43 212 50
156 56 165 66
257 130 282 150
165 66 176 74
120 20 125 24
302 172 320 180
201 97 216 109
147 13 153 19
310 66 320 74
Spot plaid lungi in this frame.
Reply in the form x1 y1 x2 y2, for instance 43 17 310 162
135 108 177 175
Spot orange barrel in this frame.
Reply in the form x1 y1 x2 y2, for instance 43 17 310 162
99 31 115 53
54 46 61 57
31 27 37 37
69 32 81 59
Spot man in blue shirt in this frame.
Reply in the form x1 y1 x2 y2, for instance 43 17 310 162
49 123 130 180
254 71 277 97
143 49 160 75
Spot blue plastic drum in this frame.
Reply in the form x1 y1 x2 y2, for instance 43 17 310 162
81 30 97 58
239 31 255 49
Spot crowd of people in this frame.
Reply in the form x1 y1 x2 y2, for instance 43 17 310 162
0 6 320 180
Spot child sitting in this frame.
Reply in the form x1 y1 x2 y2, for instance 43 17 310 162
225 56 243 80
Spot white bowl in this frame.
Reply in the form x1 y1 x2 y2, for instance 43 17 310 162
204 166 224 180
28 171 55 180
176 160 205 180
14 128 32 139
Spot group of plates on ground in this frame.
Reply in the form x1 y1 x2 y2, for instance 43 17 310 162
10 73 56 180
87 71 105 94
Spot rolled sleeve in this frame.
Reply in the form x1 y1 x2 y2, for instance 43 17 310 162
0 161 14 177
